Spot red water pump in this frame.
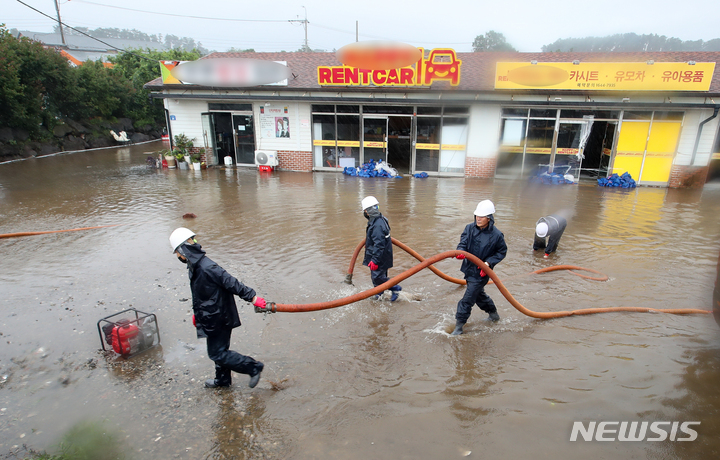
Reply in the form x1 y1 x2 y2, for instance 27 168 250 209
97 309 160 357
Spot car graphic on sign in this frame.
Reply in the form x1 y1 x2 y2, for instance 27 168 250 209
424 49 462 86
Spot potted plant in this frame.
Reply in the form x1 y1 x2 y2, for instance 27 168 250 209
173 134 195 164
160 148 176 169
175 150 189 170
191 153 201 170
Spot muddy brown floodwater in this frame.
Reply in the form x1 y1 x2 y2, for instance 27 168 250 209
1 141 719 459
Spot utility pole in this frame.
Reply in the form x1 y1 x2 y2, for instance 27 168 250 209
289 6 309 51
54 0 66 46
356 21 358 42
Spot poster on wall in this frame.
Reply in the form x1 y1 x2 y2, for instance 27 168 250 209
260 106 291 139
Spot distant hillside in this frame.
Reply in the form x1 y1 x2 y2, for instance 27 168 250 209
542 33 720 53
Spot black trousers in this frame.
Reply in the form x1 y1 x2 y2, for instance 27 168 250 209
455 276 497 323
370 268 390 287
206 327 262 385
370 268 401 291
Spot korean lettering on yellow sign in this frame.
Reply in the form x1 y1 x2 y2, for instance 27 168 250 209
495 62 715 91
318 48 461 87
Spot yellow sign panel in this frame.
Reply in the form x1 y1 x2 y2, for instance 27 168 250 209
313 140 336 146
337 140 360 147
441 144 466 151
495 62 715 91
364 141 386 148
318 48 462 87
416 143 440 150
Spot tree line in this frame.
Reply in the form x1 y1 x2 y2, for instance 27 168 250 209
473 31 720 52
50 25 210 55
0 24 199 140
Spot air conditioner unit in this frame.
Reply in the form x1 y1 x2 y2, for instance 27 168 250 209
254 150 278 167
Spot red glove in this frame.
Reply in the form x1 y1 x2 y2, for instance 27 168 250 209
253 297 266 309
368 261 379 271
456 254 465 260
479 269 487 277
192 314 196 327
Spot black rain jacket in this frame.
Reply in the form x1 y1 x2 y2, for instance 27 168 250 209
363 208 393 270
457 215 507 279
533 215 567 255
179 243 256 339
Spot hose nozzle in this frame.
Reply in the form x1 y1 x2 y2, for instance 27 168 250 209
254 302 276 314
343 273 353 285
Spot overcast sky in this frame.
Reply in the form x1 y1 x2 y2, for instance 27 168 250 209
5 0 719 53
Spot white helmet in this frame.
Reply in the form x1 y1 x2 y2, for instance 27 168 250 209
170 227 196 252
536 222 549 238
361 196 379 210
474 200 495 217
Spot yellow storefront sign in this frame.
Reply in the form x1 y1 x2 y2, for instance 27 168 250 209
495 62 715 91
500 146 578 155
364 141 386 148
313 140 363 147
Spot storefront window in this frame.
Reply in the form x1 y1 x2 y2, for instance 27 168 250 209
524 119 555 175
439 117 467 173
312 114 336 168
623 111 652 120
311 105 335 113
417 106 442 115
336 115 360 168
652 111 684 121
530 109 558 118
363 105 413 114
496 118 527 175
561 109 619 120
502 108 528 117
416 117 441 172
337 105 360 113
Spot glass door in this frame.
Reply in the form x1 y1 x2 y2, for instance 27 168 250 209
553 121 585 180
232 114 256 165
363 117 388 164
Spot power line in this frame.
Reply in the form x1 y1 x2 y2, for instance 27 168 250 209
16 0 157 62
72 0 292 23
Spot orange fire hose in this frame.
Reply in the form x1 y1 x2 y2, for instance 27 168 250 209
263 239 711 318
0 224 121 239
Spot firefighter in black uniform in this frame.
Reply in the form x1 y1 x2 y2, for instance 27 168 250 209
361 196 402 301
452 200 507 335
170 227 268 389
533 214 567 258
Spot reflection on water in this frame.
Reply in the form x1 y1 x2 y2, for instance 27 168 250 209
1 141 719 459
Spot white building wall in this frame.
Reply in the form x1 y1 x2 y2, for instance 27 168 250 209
165 98 207 146
466 104 502 159
254 102 313 153
675 109 720 166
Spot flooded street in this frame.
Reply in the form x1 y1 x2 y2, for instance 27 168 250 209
1 141 720 459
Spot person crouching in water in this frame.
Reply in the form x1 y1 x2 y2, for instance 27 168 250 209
452 200 507 335
170 227 268 389
533 214 567 258
362 196 401 301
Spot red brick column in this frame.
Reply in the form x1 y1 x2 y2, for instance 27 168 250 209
277 150 313 172
464 157 497 178
668 165 709 188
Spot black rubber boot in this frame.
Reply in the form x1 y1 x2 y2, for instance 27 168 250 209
450 321 466 336
205 379 231 388
248 362 264 388
488 311 500 322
